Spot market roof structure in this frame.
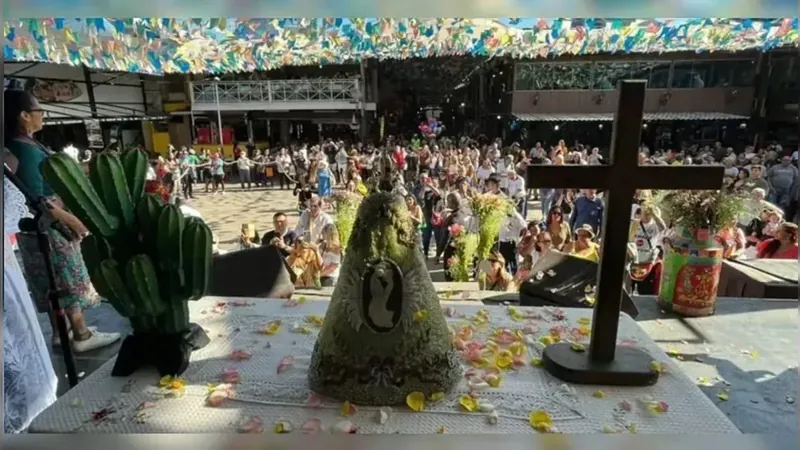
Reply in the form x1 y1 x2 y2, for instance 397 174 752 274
4 18 798 75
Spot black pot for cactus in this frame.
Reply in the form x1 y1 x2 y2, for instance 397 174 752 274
111 323 210 378
111 293 211 377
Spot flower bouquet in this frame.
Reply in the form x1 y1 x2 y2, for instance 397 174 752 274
655 190 746 232
470 193 514 260
331 191 363 251
447 223 478 282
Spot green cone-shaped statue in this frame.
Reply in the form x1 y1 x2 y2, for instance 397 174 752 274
308 192 461 405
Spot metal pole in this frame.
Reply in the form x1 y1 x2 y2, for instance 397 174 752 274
359 60 368 141
214 81 224 149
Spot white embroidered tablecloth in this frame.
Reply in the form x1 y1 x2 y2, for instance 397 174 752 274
29 297 739 434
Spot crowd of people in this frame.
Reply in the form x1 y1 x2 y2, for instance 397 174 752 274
3 85 799 433
210 135 798 294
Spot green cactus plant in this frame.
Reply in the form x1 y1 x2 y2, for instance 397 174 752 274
41 151 213 336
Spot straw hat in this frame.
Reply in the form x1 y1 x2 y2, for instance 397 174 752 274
575 224 596 239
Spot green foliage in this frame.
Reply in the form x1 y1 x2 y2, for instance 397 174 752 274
447 232 478 282
470 194 514 260
332 191 363 251
655 190 747 232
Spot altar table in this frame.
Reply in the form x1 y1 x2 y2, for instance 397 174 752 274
29 297 739 434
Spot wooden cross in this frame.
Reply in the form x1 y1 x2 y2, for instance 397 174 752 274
526 80 724 386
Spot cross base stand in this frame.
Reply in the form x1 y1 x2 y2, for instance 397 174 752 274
542 343 660 386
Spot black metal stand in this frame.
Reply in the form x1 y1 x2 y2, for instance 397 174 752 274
4 165 80 388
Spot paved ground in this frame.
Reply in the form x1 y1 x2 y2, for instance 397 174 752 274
184 181 545 251
36 184 798 434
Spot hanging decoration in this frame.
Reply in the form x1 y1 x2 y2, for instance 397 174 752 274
418 118 443 139
3 18 797 75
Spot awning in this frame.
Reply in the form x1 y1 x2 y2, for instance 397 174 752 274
514 112 749 122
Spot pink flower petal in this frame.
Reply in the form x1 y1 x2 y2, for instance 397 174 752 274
277 355 296 374
238 416 264 434
464 368 478 379
221 368 241 384
229 350 252 361
304 393 323 408
283 299 300 308
301 418 322 435
206 390 230 407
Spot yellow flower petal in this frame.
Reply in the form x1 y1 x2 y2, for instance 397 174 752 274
509 341 526 357
438 425 446 434
529 410 553 432
577 317 591 325
406 392 425 412
531 357 543 367
592 390 606 398
717 390 729 401
484 373 502 387
297 296 307 304
305 315 324 327
650 361 666 374
570 342 586 352
341 400 357 416
262 320 282 335
459 395 478 412
539 335 555 346
429 392 445 403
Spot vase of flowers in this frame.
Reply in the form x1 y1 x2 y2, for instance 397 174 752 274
655 190 746 317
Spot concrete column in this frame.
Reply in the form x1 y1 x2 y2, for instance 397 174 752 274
279 120 290 144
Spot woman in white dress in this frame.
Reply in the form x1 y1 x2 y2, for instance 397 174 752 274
3 174 59 433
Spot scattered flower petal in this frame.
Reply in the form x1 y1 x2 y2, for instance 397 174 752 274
576 317 591 326
531 357 543 367
206 388 231 407
158 376 186 397
529 410 553 432
546 270 557 277
238 416 264 434
571 342 586 352
650 360 666 374
301 418 321 435
406 392 425 412
487 410 499 425
262 320 282 335
305 315 324 327
468 379 490 391
429 392 445 403
229 349 252 361
666 348 680 358
377 407 391 424
341 400 358 416
459 395 479 412
221 368 241 384
464 368 479 379
484 373 502 388
277 355 295 374
438 425 446 434
592 390 606 399
478 402 496 413
443 307 458 317
619 400 633 412
71 397 84 408
697 376 713 387
273 420 293 434
522 323 539 334
332 420 356 434
717 390 729 401
304 393 323 408
283 299 301 307
290 322 312 334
